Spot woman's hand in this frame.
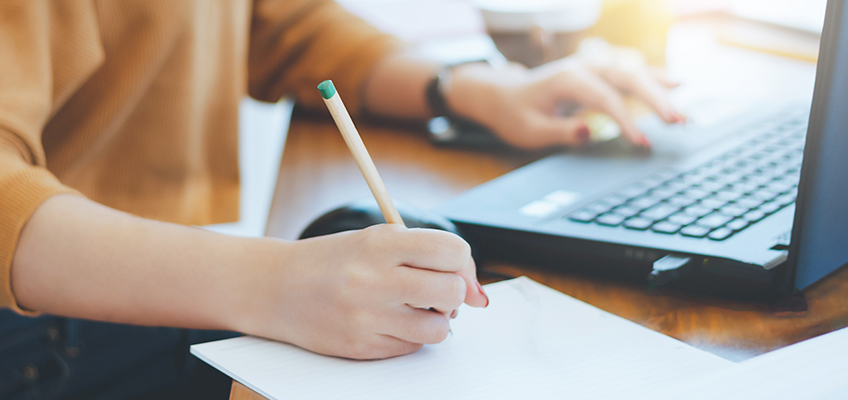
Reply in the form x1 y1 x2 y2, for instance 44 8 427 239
241 224 488 360
445 51 684 150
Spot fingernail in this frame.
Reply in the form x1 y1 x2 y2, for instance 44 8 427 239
640 136 652 149
577 125 590 143
476 281 489 307
450 309 458 319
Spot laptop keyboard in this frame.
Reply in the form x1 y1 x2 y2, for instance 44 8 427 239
567 111 808 241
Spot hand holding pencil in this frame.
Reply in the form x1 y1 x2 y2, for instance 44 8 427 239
318 80 487 308
247 80 490 360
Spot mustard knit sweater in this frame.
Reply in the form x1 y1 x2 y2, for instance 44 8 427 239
0 0 400 312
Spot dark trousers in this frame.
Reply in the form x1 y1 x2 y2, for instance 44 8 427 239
0 309 238 400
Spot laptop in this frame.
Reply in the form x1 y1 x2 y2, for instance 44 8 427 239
435 0 848 300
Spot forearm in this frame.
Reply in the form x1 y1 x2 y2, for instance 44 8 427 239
9 194 486 359
10 194 282 331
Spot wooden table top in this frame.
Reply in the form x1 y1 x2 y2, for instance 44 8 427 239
230 109 848 399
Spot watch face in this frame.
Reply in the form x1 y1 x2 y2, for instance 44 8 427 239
428 117 457 143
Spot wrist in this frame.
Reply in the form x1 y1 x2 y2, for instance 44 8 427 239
222 236 297 336
427 62 501 120
443 63 504 127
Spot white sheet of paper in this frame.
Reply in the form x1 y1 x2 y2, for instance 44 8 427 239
648 326 848 400
191 277 732 400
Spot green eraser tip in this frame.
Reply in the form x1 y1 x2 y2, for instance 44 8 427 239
318 80 336 99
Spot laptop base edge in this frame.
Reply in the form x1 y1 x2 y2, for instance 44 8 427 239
458 222 789 302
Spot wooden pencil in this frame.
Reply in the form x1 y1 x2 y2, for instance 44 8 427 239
318 79 405 226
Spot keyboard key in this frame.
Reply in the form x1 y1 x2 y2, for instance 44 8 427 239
775 193 796 207
623 217 653 230
668 212 698 225
735 164 761 177
747 174 775 187
680 225 711 238
650 188 679 199
763 145 780 154
759 202 782 214
700 198 728 210
683 205 713 217
617 185 649 199
698 181 726 192
735 197 765 210
652 221 682 234
694 166 722 178
728 182 760 194
679 173 707 186
725 218 749 231
784 174 801 186
743 209 767 223
668 195 697 207
612 205 642 218
568 210 598 223
719 205 749 217
639 204 681 221
596 214 626 226
714 173 745 185
749 190 780 202
662 180 690 193
708 228 734 241
766 181 796 194
697 212 734 229
629 196 662 210
787 187 799 197
583 202 614 214
602 194 629 207
682 188 710 200
714 191 744 202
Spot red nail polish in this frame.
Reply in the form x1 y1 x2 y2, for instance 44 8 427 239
476 281 489 307
577 125 590 143
450 309 458 319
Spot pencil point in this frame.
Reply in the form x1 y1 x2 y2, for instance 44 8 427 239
318 80 336 99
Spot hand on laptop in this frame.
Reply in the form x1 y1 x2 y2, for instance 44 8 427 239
243 224 488 360
445 51 684 150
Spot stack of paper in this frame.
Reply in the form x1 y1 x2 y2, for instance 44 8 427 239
649 326 848 400
192 277 732 399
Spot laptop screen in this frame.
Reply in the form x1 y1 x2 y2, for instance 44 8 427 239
787 0 848 291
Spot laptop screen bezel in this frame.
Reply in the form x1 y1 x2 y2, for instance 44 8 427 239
781 0 846 296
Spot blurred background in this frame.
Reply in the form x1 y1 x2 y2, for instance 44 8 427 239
333 0 826 152
336 0 825 65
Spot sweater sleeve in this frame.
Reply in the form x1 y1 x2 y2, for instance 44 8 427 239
0 1 99 314
0 140 78 315
247 0 404 114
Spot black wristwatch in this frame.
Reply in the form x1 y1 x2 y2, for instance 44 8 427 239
425 66 454 118
424 64 509 149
